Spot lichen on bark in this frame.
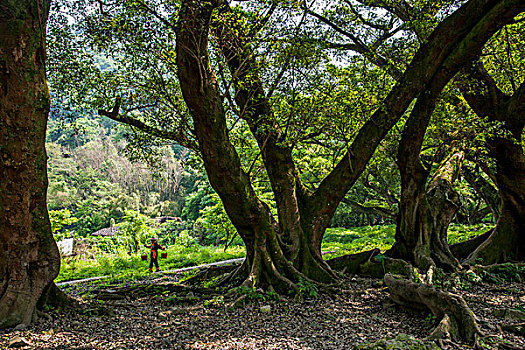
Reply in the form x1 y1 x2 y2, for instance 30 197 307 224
0 0 60 329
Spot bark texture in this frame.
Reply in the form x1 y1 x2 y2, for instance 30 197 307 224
385 274 482 344
174 0 525 291
0 0 60 328
459 61 525 264
387 54 464 271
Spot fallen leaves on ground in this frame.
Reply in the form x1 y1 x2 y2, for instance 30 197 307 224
1 275 524 349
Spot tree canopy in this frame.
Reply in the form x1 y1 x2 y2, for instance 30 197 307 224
45 0 525 292
2 0 525 341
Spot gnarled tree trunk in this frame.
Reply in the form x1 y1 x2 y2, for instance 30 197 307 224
388 84 462 271
459 62 525 264
172 0 525 292
467 137 525 263
0 0 60 328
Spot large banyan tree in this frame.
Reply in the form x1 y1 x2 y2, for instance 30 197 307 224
175 0 524 291
47 0 525 293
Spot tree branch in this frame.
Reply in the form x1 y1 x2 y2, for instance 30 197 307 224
342 198 396 219
98 97 197 150
310 0 525 232
303 7 402 80
134 0 177 32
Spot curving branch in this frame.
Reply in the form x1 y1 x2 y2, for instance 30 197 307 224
98 97 197 150
133 0 177 32
310 0 525 236
303 6 402 79
342 198 396 219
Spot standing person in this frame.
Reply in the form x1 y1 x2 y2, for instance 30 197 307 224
144 237 165 272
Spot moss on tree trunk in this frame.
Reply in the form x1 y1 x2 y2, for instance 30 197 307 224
0 0 60 329
175 0 525 292
466 137 525 264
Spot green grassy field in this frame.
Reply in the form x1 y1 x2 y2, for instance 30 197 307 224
57 223 493 283
321 223 494 259
56 245 245 283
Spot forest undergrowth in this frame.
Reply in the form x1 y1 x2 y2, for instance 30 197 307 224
2 258 524 350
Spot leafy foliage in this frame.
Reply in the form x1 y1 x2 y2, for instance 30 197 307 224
49 209 78 241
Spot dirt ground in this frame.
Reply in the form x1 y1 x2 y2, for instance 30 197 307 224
1 274 524 350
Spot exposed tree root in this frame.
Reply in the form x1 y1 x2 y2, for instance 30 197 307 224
217 259 250 287
88 282 220 301
327 248 380 273
472 263 525 283
35 282 79 324
37 282 76 311
327 249 414 279
384 273 482 345
501 323 525 337
498 342 525 350
181 264 240 288
450 229 493 261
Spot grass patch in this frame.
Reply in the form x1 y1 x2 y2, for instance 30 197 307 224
322 225 396 259
447 223 494 245
321 223 494 260
56 245 245 283
57 223 494 283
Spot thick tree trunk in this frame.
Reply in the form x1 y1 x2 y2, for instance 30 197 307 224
389 86 462 271
467 137 525 263
392 151 464 271
0 0 60 328
392 156 464 271
176 0 331 293
309 0 525 234
459 62 525 265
